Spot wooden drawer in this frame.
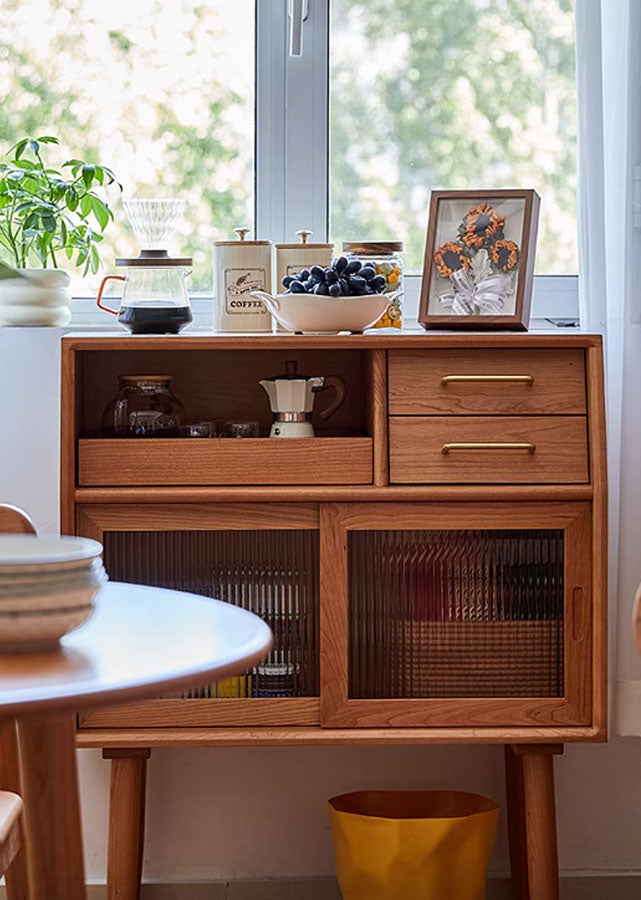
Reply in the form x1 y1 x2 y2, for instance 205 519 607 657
78 437 373 486
389 416 589 484
388 349 586 415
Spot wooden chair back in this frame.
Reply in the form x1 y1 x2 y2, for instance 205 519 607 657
0 503 34 896
0 792 23 877
0 504 36 535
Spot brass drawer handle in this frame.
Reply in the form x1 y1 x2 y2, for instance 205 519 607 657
441 374 535 385
441 442 536 454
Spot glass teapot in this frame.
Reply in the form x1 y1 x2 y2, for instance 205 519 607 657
96 256 192 334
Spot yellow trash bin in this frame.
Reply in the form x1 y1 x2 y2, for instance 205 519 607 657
328 790 499 900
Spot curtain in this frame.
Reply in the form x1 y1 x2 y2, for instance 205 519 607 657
576 0 641 734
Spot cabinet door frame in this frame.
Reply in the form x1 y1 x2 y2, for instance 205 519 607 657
320 501 593 729
76 502 321 728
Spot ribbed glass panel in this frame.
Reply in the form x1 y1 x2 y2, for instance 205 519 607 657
102 530 319 698
348 529 564 699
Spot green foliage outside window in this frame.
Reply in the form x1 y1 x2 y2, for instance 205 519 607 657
330 0 577 273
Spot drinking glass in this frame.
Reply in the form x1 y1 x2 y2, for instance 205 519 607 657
223 421 260 438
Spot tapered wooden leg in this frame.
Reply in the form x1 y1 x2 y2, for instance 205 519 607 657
16 712 86 900
0 721 30 900
515 744 563 900
103 749 151 900
504 745 529 900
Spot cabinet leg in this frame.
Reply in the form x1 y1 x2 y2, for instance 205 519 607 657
0 721 30 900
103 749 151 900
514 744 563 900
504 745 529 900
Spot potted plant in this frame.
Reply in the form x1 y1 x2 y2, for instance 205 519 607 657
0 135 119 326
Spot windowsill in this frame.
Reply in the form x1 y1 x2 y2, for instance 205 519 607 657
70 274 579 329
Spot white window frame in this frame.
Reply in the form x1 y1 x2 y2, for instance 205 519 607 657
71 0 579 324
256 0 328 244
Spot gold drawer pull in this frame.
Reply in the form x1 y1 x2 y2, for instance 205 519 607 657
441 374 535 385
441 442 536 454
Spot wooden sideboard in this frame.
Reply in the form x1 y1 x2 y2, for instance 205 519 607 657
61 330 607 899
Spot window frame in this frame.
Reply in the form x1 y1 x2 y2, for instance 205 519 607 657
261 0 578 321
70 0 579 322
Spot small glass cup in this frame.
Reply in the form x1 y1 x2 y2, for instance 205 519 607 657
179 421 217 438
223 420 260 438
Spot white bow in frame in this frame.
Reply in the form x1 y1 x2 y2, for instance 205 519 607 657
438 267 508 316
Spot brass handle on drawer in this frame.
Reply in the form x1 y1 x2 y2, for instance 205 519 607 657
441 442 536 454
441 374 534 385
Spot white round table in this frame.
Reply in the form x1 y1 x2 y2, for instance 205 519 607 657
0 582 272 900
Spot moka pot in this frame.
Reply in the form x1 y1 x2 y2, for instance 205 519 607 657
260 360 346 438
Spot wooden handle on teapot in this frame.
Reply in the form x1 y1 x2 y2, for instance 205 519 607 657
316 375 347 421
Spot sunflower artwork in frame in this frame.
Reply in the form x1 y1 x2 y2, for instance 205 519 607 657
419 189 540 331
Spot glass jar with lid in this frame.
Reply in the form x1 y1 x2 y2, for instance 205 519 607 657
343 241 404 328
102 375 186 437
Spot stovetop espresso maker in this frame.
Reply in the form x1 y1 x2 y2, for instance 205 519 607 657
260 360 346 437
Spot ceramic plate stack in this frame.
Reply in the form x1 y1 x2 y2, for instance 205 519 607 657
0 535 107 652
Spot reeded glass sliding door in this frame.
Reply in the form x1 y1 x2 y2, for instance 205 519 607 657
320 502 592 728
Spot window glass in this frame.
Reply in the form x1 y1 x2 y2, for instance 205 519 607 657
329 0 577 274
0 0 255 293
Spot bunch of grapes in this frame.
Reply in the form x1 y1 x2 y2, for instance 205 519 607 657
282 256 388 297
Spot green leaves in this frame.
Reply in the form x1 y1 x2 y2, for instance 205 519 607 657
0 134 120 271
81 165 95 188
90 195 110 230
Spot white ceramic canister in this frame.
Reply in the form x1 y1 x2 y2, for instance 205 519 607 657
213 228 272 332
274 230 333 290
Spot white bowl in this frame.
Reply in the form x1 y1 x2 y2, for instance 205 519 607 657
0 535 107 652
250 290 391 334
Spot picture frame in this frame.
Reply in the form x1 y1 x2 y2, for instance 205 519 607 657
418 189 540 331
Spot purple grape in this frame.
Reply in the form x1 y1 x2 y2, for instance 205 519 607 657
335 256 348 274
349 275 367 294
360 266 376 281
325 268 338 284
310 265 325 282
290 280 306 293
344 259 362 275
282 274 294 288
370 274 387 292
328 283 341 297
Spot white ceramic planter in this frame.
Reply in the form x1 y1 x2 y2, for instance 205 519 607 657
0 268 72 327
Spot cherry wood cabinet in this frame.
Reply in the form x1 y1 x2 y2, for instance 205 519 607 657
60 331 607 900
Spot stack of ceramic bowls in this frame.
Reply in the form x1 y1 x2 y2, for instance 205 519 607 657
0 535 107 652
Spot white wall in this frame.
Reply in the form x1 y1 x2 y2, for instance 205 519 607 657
1 327 640 884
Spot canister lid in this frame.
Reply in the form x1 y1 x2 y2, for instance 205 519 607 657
274 243 333 250
213 226 271 247
115 249 192 267
342 241 403 254
213 240 271 246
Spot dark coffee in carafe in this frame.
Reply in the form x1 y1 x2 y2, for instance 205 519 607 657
118 305 193 334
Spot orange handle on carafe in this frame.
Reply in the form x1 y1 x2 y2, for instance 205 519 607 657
96 274 126 315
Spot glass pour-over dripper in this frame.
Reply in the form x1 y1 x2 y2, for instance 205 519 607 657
123 198 186 251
